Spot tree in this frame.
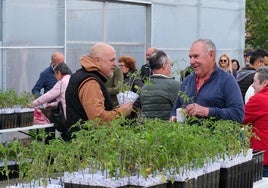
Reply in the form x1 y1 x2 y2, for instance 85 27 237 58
246 0 268 50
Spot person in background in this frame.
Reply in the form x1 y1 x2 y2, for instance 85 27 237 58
231 59 240 71
65 43 133 140
32 52 65 98
243 48 253 68
30 63 71 118
140 47 157 82
30 63 71 143
237 49 268 103
244 49 268 103
140 50 180 120
119 56 143 94
119 55 143 120
218 54 237 77
244 67 268 177
105 66 123 108
170 38 244 123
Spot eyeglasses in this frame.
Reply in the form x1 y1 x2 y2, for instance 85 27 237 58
119 64 126 67
220 59 227 63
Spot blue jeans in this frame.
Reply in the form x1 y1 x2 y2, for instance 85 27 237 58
263 166 268 177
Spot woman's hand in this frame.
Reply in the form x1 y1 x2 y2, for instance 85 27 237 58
27 103 34 108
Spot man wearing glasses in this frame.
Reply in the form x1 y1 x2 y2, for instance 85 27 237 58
237 49 268 103
243 49 253 68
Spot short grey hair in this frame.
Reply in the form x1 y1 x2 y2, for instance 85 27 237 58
149 50 169 70
192 38 216 57
256 66 268 83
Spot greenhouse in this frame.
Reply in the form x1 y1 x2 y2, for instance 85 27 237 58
1 0 268 187
0 0 245 93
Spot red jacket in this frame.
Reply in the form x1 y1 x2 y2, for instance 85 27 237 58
244 86 268 165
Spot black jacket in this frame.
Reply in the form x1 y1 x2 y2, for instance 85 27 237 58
140 64 152 82
237 67 256 103
64 68 112 141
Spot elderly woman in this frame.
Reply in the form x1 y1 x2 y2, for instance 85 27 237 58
30 63 71 118
119 56 143 93
218 54 237 77
244 66 268 177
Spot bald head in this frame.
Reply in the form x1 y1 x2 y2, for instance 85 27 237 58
89 42 117 77
51 52 64 67
146 47 157 60
89 42 115 58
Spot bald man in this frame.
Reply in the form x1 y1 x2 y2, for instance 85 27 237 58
64 43 133 140
140 47 157 82
32 51 65 97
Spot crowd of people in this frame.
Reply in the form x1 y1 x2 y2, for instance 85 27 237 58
30 39 268 176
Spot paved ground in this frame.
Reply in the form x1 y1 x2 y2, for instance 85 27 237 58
1 132 30 142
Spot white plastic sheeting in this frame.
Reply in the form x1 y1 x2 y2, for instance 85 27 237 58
0 0 245 93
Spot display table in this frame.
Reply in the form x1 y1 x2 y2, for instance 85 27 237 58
0 124 54 143
0 124 54 134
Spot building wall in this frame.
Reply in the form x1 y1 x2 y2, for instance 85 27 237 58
0 0 245 94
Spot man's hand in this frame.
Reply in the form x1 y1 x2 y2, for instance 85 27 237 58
169 116 177 122
119 102 134 116
186 103 209 117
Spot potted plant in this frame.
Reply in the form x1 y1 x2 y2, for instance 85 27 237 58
2 117 254 188
0 89 34 129
0 141 20 183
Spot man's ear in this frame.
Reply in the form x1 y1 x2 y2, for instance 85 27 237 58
93 56 101 62
263 79 268 86
209 50 215 58
162 63 168 71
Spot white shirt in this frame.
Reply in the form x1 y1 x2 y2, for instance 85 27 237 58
245 85 254 104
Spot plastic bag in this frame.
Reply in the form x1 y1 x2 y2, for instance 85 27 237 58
33 108 50 125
